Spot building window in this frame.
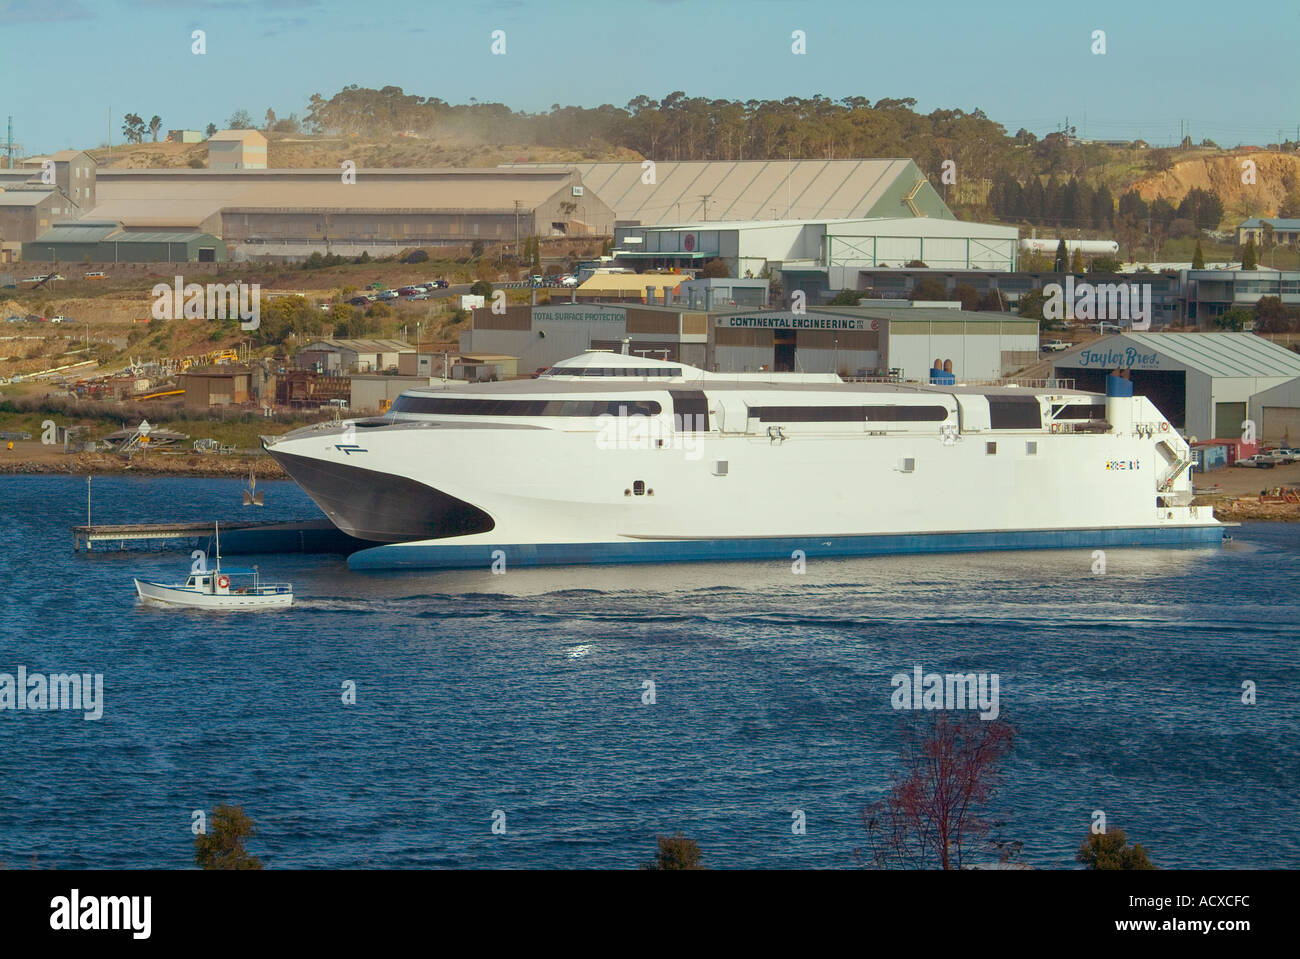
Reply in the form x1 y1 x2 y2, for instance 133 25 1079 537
632 480 646 496
1026 441 1038 455
986 442 997 455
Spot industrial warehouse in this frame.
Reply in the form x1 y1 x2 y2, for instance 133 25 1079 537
1051 332 1300 442
461 298 1039 381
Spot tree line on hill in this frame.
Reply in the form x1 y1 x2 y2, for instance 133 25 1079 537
297 87 1201 215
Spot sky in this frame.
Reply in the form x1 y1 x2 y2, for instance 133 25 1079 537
0 0 1296 156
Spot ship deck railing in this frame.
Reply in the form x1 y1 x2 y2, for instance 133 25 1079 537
842 376 1077 390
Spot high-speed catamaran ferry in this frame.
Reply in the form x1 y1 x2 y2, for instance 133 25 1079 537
263 350 1223 571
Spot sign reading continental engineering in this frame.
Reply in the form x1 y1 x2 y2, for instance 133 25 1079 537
719 314 868 330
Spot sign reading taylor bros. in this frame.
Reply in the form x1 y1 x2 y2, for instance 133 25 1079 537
1072 344 1162 369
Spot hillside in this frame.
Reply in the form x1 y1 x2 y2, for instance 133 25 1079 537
1130 151 1300 223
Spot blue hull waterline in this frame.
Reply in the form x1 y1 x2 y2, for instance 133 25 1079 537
348 524 1225 571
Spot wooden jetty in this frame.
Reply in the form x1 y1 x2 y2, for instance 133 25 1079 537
73 521 260 552
72 519 366 554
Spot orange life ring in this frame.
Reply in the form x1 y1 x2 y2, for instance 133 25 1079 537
1160 422 1169 432
216 574 230 589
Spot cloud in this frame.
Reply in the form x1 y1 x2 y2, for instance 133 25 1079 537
261 15 310 37
0 0 95 21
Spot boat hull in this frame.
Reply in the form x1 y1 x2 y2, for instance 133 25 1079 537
348 523 1225 570
134 579 293 609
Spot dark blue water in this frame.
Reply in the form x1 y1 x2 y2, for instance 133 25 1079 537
1 475 1297 869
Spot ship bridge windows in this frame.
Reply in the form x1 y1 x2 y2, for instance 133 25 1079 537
747 404 950 423
985 395 1042 430
389 396 663 417
670 390 710 431
1050 403 1107 421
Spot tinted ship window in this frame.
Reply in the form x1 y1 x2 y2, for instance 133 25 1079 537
1050 403 1107 420
986 396 1042 430
749 405 949 423
389 396 663 417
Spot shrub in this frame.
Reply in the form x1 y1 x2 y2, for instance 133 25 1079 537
1076 828 1156 870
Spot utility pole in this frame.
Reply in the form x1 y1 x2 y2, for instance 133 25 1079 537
699 194 711 222
514 200 521 259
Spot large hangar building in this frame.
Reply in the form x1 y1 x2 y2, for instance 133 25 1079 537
460 301 1039 379
1052 332 1300 440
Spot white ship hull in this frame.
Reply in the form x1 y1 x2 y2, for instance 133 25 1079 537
264 353 1222 571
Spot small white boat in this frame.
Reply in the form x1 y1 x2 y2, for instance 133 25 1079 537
134 523 293 609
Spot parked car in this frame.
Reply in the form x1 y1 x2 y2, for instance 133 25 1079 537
1268 448 1300 463
5 316 24 324
347 296 373 306
49 315 71 324
424 279 449 289
409 293 429 300
83 271 107 279
529 274 544 286
1234 454 1277 469
1041 340 1069 352
397 286 422 296
559 274 578 287
376 290 400 300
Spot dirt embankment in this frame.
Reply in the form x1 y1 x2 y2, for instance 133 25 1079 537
1209 496 1300 522
1130 151 1300 219
1194 460 1300 521
0 441 285 478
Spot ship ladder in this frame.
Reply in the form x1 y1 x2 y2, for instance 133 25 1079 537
1158 455 1191 492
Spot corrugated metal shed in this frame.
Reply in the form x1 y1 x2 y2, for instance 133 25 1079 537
30 221 119 242
302 338 413 352
92 168 588 227
1121 332 1300 377
0 190 55 206
501 159 953 226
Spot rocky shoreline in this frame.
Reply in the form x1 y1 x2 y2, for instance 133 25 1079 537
1204 496 1300 522
0 451 287 478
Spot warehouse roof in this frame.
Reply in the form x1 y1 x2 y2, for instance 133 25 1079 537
813 305 1032 324
104 230 218 244
91 168 585 224
577 272 683 294
31 221 121 242
48 150 95 163
0 190 55 206
501 159 953 225
301 338 412 353
1060 332 1300 378
1239 217 1300 230
208 129 267 143
1124 332 1300 377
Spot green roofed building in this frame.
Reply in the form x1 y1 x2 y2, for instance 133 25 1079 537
23 221 226 262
